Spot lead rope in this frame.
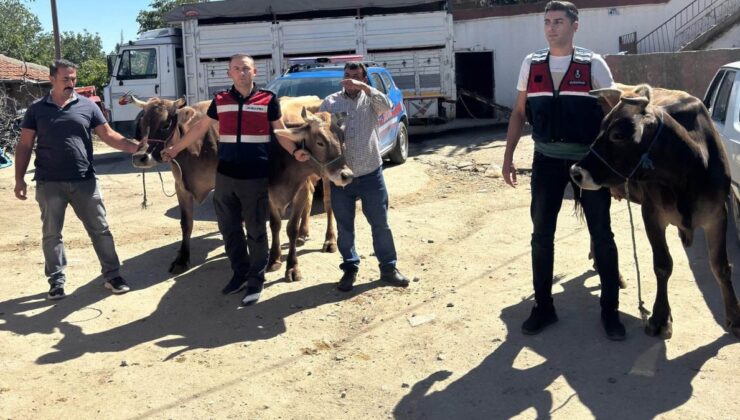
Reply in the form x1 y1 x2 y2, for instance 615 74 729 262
624 181 651 324
140 159 182 209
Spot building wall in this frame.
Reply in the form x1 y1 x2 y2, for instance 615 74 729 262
605 48 740 98
453 0 696 107
704 23 740 49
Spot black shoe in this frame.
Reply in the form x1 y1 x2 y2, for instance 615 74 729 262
221 274 248 295
521 304 558 335
105 277 130 294
47 284 66 300
240 284 263 307
380 268 410 288
337 270 357 292
601 310 626 341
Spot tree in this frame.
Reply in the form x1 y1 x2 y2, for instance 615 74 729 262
35 30 105 66
78 58 109 92
136 0 200 33
0 0 45 63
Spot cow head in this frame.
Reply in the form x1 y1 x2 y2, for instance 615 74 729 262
570 84 662 190
274 108 353 186
130 96 193 169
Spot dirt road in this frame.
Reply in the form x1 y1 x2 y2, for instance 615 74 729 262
1 127 738 419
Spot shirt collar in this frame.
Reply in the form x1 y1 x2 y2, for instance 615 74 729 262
45 91 79 105
229 84 257 102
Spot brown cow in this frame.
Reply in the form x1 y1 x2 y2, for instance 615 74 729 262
570 84 740 338
129 96 352 283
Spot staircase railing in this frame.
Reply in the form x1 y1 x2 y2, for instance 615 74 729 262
627 0 740 53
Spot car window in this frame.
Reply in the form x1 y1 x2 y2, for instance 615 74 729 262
117 48 157 80
380 73 394 90
704 69 725 109
370 73 387 94
267 77 343 99
712 70 735 123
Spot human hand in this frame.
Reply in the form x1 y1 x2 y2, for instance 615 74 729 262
161 146 178 162
14 179 27 200
340 78 367 91
293 149 310 162
502 158 517 188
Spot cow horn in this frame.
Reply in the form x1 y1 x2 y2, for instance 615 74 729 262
130 95 148 108
620 95 650 108
301 107 322 124
174 97 186 109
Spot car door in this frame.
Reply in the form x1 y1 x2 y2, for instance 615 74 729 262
707 69 739 185
109 47 162 128
368 72 396 154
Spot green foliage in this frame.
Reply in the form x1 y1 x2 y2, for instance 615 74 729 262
136 0 200 33
34 30 105 66
0 0 45 63
78 58 109 93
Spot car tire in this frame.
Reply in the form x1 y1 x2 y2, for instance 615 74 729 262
388 122 408 164
730 191 740 245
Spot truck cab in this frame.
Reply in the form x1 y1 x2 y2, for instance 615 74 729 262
103 28 185 136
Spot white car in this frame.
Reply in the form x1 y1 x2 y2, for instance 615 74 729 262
705 61 740 239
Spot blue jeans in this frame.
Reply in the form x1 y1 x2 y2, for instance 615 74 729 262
213 173 270 287
35 178 121 286
530 152 620 311
330 166 398 273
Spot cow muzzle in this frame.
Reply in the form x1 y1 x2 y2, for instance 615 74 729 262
131 150 158 169
570 164 601 191
328 168 354 187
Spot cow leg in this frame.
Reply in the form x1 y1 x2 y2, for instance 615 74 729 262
170 184 193 274
642 205 673 339
296 179 314 246
267 202 283 272
285 188 309 282
704 210 740 337
322 176 337 253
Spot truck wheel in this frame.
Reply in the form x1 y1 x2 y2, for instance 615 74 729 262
388 122 408 164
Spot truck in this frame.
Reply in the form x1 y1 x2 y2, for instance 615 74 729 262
103 0 455 136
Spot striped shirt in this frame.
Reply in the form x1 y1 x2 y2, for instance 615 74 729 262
319 87 392 177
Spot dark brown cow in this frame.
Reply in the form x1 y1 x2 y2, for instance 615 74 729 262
570 84 740 338
129 96 352 282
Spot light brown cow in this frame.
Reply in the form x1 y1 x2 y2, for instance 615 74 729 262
571 84 740 338
129 96 352 283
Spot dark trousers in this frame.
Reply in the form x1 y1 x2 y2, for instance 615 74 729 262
530 152 620 311
213 173 269 287
330 166 398 273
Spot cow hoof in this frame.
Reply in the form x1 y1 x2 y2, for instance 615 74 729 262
285 268 302 282
296 235 309 247
169 262 189 275
725 318 740 338
267 261 282 272
645 317 673 339
322 241 337 253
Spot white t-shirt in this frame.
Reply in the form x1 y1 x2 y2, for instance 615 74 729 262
516 51 615 92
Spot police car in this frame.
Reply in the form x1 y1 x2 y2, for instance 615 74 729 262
266 55 409 164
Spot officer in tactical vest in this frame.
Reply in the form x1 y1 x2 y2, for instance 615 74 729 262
501 1 625 340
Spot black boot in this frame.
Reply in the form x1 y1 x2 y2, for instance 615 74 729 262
521 304 558 335
380 267 410 287
601 309 626 341
337 270 357 292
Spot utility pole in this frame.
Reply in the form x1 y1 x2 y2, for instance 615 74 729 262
50 0 61 59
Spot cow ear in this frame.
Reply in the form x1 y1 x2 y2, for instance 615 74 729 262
176 107 197 127
274 128 305 143
174 97 187 109
590 87 622 110
331 112 348 132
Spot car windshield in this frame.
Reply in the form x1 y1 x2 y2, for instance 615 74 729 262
267 77 343 99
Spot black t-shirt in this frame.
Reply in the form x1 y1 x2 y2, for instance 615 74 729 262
21 94 107 181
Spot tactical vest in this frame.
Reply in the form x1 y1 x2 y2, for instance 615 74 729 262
525 47 604 145
214 88 275 179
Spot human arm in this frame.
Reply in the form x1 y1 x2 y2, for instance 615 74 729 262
341 79 392 114
502 90 527 188
160 115 215 162
93 123 140 153
14 128 35 200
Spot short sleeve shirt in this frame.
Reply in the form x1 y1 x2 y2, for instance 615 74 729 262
21 94 107 181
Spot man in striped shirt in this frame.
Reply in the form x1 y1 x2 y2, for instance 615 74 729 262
319 62 410 292
162 54 309 306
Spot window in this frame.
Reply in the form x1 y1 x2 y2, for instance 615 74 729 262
370 73 387 94
117 48 157 80
712 70 735 123
704 70 725 109
380 72 394 90
267 77 343 99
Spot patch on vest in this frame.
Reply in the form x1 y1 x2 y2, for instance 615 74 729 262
244 105 268 113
